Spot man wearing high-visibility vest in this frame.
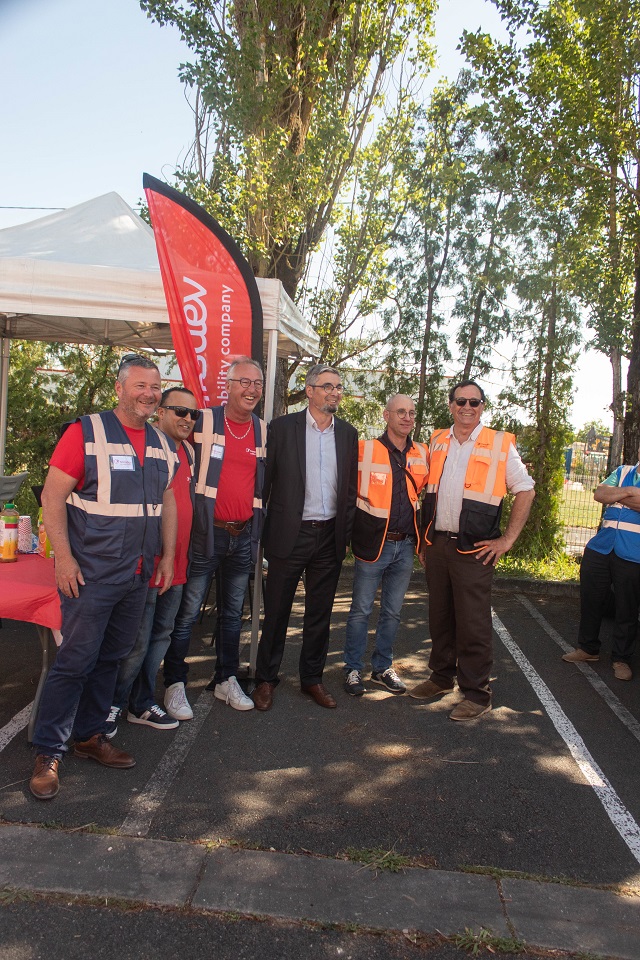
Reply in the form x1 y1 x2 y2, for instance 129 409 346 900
343 395 429 696
562 449 640 681
410 380 535 720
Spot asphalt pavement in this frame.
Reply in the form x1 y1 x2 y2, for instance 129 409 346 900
1 571 640 958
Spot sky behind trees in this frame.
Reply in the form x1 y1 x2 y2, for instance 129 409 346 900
0 0 613 428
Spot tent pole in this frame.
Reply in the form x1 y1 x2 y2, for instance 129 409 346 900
249 326 279 678
0 334 10 475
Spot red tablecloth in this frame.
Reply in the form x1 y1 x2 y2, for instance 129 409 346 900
0 554 61 630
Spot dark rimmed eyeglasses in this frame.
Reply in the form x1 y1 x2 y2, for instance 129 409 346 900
311 382 344 394
227 378 264 390
161 405 199 421
453 397 483 408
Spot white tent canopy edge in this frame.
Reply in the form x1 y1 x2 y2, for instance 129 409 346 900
0 192 320 472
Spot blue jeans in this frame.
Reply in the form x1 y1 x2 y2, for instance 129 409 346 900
113 583 184 713
343 538 415 675
164 529 252 686
33 577 148 758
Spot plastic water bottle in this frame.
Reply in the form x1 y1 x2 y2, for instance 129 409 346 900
0 502 20 562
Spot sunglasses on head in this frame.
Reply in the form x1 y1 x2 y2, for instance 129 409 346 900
453 397 483 408
162 405 199 421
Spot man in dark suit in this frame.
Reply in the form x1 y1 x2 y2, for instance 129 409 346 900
252 364 358 711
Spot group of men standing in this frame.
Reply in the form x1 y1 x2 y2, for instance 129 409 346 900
29 354 536 801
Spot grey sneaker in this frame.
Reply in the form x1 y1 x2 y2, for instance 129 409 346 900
371 667 406 693
214 676 254 711
127 704 179 730
344 669 365 696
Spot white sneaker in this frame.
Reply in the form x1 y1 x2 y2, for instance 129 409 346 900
164 682 193 721
214 676 254 711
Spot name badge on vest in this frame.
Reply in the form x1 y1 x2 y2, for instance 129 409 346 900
110 454 135 471
211 444 224 460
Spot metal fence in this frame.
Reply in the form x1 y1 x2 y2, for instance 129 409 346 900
561 449 608 555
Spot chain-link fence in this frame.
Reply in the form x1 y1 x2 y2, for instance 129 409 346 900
561 445 608 554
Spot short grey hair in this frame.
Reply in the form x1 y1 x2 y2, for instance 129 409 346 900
305 364 340 387
117 353 160 383
227 356 263 381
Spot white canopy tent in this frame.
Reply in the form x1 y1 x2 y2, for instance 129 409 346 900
0 191 320 470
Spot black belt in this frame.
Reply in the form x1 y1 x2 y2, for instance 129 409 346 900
435 530 458 539
213 519 249 536
386 531 410 542
301 518 335 528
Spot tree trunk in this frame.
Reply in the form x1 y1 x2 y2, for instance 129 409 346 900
609 346 624 466
623 242 640 462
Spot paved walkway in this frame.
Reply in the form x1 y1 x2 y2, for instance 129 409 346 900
1 822 639 958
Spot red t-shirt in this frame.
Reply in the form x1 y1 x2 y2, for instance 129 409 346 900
152 442 193 587
50 420 147 486
214 419 256 523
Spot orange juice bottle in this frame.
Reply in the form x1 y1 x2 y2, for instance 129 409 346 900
0 502 19 562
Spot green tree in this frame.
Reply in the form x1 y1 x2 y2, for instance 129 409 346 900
462 0 640 463
141 0 436 412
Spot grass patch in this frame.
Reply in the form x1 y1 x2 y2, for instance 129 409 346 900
495 552 580 582
452 927 526 954
343 846 412 873
559 486 602 528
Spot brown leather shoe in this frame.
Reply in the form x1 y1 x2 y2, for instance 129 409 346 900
301 683 337 709
562 647 599 663
613 661 632 681
449 699 491 721
74 733 136 768
30 754 60 800
252 681 276 711
408 679 453 700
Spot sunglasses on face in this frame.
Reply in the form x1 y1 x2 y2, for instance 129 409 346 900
453 398 483 408
161 405 199 421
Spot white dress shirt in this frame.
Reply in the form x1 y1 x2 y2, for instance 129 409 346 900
302 407 338 520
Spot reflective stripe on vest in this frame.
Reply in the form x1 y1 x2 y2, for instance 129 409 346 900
427 427 512 503
67 413 176 518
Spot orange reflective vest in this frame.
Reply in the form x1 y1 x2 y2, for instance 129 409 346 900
351 438 429 562
421 426 515 553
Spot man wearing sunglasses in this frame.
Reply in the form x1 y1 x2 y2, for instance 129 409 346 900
162 356 267 715
30 354 179 800
105 388 197 738
252 364 358 711
410 379 535 721
343 395 429 697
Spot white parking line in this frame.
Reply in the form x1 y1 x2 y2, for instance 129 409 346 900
492 611 640 866
119 690 214 838
0 703 32 752
516 594 640 745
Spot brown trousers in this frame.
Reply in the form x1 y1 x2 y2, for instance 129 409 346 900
424 532 495 706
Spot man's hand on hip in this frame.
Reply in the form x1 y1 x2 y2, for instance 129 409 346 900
474 536 510 566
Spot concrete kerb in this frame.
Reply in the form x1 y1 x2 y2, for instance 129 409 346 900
1 823 639 958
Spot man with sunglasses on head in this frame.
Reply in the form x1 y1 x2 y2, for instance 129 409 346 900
410 379 535 721
162 357 267 717
252 364 358 711
29 354 179 800
343 395 429 697
105 387 197 738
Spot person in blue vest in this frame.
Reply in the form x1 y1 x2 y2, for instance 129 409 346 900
29 354 179 801
562 449 640 681
105 387 197 737
161 357 267 716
